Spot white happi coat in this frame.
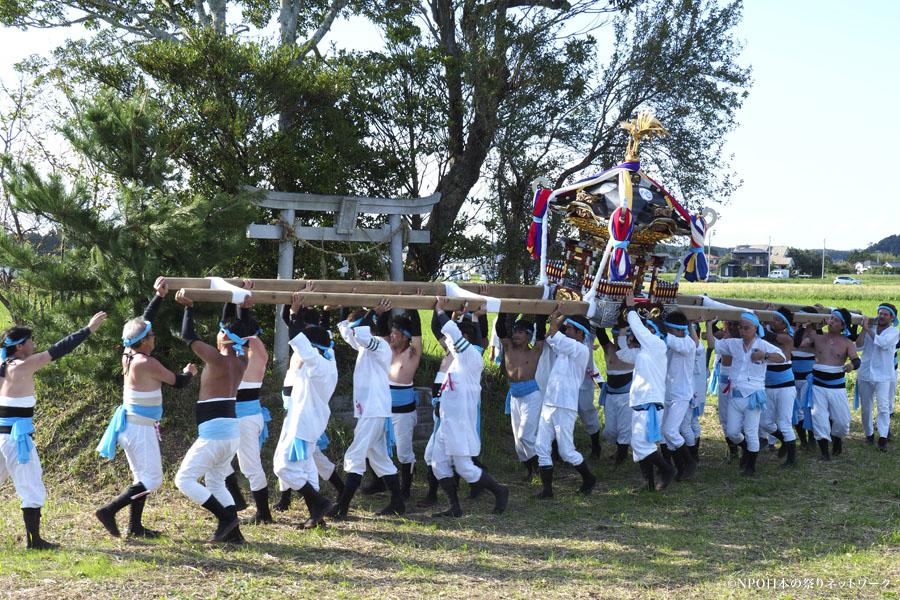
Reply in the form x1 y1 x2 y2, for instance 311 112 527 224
543 331 591 411
285 331 337 444
436 319 484 457
337 322 392 419
618 310 668 407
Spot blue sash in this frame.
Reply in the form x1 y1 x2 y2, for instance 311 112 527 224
505 379 540 414
708 362 720 395
792 356 815 378
317 431 329 450
385 417 396 458
390 386 418 407
765 368 794 387
198 417 239 440
0 416 34 464
234 400 272 449
289 437 308 461
802 373 814 430
733 389 767 412
792 396 801 426
633 403 661 443
853 384 860 411
96 403 162 460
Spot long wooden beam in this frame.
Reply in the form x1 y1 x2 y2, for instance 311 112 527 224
177 289 588 315
678 294 862 314
678 305 865 325
166 277 548 299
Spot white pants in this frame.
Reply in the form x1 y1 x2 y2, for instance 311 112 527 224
858 379 893 438
717 385 730 436
726 393 762 452
811 385 851 441
662 397 691 449
175 437 239 506
430 439 482 481
680 406 696 447
510 389 542 460
536 406 583 467
391 411 417 465
578 379 602 436
343 417 397 477
631 407 663 462
226 413 267 492
762 387 797 442
602 393 632 445
314 446 336 480
0 435 46 508
273 436 320 492
118 422 163 492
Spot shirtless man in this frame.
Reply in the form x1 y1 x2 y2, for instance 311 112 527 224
796 308 860 461
856 304 899 451
1 311 107 549
760 307 799 467
95 277 196 538
173 290 251 543
495 312 546 478
363 298 424 499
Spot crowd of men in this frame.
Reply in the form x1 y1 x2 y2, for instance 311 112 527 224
1 276 897 548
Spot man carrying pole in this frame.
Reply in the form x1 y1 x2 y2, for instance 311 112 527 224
855 303 899 452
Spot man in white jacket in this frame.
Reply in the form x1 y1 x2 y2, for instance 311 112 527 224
534 305 597 499
660 311 700 482
856 303 900 452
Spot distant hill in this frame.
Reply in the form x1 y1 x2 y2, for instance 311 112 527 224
868 234 900 255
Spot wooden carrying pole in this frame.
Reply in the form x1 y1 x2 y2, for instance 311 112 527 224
678 294 862 315
165 277 547 299
677 305 865 325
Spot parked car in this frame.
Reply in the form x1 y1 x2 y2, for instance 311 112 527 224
768 269 790 279
833 276 862 285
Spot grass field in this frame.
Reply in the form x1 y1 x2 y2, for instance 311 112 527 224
1 277 900 599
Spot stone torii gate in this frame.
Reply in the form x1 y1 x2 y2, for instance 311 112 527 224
245 187 441 368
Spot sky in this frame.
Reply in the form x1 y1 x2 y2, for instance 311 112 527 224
1 1 898 251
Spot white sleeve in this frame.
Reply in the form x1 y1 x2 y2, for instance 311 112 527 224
759 339 785 361
337 320 363 351
547 330 582 357
666 333 696 355
874 327 900 350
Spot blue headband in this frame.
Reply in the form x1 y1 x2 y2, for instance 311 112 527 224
311 340 334 359
391 322 413 339
512 323 534 336
878 305 899 327
740 313 765 338
646 320 667 342
772 311 794 336
123 322 152 347
830 311 850 337
219 322 247 356
565 318 590 337
349 318 364 329
1 336 27 360
663 321 688 331
612 328 633 337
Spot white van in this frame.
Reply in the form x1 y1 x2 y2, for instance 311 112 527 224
768 269 790 279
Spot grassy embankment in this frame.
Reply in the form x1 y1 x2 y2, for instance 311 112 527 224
1 279 900 599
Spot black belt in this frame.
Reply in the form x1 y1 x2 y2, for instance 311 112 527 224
196 400 237 425
282 386 293 397
607 372 633 387
0 406 34 418
236 387 262 402
392 402 416 414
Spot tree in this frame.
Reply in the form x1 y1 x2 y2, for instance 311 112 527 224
0 88 255 380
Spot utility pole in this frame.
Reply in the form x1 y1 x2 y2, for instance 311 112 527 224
822 239 826 279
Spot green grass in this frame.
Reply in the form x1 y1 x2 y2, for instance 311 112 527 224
2 283 900 598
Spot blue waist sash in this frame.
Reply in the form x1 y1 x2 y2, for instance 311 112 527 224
853 384 860 411
390 386 418 408
765 367 795 388
791 356 815 379
599 381 631 408
0 416 34 464
505 379 540 414
732 389 767 412
233 400 272 449
96 403 162 460
632 403 662 443
802 373 814 430
317 431 329 450
198 417 239 440
708 362 720 395
289 437 308 462
385 417 396 458
792 396 801 426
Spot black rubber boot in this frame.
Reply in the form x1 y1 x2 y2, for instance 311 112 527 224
866 434 875 445
400 463 414 499
376 474 406 516
273 489 292 512
360 464 387 495
878 437 888 452
795 424 808 450
647 450 676 491
738 440 749 470
242 487 274 525
677 445 698 480
298 482 335 529
200 496 238 543
535 466 554 499
573 461 597 494
817 438 831 462
660 445 674 467
222 506 246 545
832 436 843 456
590 432 602 458
758 437 769 452
688 443 700 464
726 439 739 462
417 467 440 507
96 483 148 538
327 472 362 520
741 450 758 476
433 477 462 517
779 440 797 468
329 472 345 496
522 455 539 480
615 443 629 467
476 471 509 514
23 508 58 550
637 457 655 491
224 472 247 511
128 494 161 538
670 445 685 482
